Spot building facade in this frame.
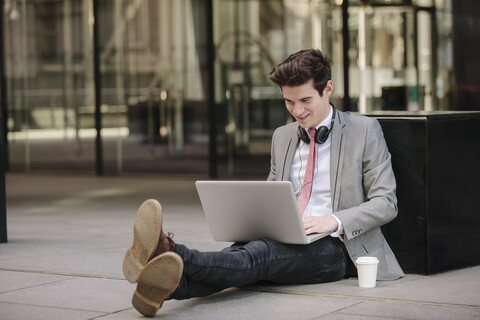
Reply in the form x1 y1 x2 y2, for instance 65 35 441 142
1 0 478 178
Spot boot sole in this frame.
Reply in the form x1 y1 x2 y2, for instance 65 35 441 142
132 252 183 317
123 199 162 283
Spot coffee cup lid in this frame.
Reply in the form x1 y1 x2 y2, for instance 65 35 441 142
355 256 379 264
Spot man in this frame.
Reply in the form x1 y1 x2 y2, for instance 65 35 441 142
123 49 404 317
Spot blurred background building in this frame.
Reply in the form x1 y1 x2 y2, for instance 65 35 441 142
0 0 478 178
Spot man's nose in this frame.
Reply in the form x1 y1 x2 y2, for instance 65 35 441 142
292 104 304 116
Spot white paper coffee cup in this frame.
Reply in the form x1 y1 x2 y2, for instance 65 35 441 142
355 256 379 288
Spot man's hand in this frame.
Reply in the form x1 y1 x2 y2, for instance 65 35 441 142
302 215 338 235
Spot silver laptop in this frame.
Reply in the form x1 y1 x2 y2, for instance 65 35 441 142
195 180 331 245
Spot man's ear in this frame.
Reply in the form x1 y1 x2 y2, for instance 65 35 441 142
324 80 334 97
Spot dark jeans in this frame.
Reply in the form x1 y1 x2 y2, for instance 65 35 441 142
169 236 347 300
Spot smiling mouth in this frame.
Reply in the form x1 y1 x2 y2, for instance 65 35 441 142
297 114 310 121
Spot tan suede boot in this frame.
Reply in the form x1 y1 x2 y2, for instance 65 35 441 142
123 199 175 283
131 252 183 317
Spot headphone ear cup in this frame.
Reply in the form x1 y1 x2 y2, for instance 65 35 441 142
297 127 310 143
297 106 336 144
315 126 329 144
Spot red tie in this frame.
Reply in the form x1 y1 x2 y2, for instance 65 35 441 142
297 128 316 215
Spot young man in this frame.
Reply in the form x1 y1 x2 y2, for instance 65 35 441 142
123 49 404 317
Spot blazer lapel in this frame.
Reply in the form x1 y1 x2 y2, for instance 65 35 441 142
280 130 298 181
330 110 347 212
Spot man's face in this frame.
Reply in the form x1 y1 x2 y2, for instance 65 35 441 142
282 79 333 129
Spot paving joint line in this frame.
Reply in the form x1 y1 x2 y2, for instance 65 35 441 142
0 300 114 315
243 287 480 310
0 268 125 281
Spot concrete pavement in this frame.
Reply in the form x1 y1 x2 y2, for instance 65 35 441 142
1 173 479 319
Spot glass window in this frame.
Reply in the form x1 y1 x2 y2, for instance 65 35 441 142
4 0 211 175
213 0 343 177
5 0 95 172
98 1 208 174
97 0 210 175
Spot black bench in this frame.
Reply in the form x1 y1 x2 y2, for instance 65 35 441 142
370 112 480 275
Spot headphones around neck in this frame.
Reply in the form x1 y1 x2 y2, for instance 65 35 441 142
297 106 336 144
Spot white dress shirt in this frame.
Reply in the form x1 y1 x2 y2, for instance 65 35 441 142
289 106 343 237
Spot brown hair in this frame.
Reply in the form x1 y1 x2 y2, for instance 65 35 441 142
268 49 332 97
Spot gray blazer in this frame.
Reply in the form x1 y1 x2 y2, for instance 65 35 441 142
267 109 404 280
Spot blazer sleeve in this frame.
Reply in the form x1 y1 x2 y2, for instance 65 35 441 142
334 118 398 241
